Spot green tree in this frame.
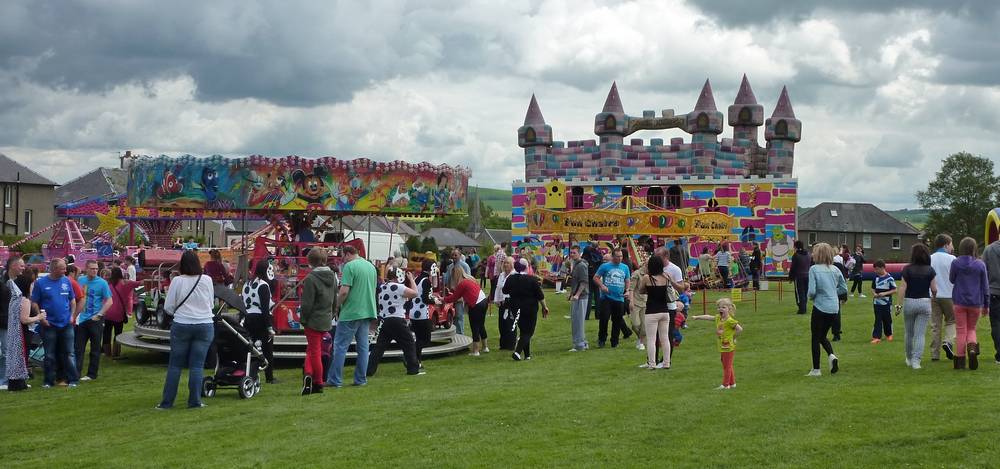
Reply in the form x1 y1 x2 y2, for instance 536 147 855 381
419 236 438 254
404 235 422 254
916 152 1000 244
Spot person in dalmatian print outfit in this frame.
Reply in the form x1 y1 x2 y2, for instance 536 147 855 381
241 260 276 383
407 260 439 367
367 267 423 377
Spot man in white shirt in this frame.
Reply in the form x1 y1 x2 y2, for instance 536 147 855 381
929 234 957 361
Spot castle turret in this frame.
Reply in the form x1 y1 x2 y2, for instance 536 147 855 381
518 94 553 179
686 79 724 177
764 86 801 176
728 74 763 144
595 82 626 178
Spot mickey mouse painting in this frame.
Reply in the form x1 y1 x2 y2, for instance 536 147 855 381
291 166 330 208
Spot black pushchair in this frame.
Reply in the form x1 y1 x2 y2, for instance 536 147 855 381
201 285 270 400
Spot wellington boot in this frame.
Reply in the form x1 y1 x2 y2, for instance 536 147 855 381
968 343 980 370
954 356 966 370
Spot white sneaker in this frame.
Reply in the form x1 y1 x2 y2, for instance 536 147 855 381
80 376 92 381
905 358 912 367
469 352 480 357
563 315 571 319
806 369 821 377
656 362 668 369
729 383 736 388
636 341 646 351
568 348 579 352
716 385 729 390
483 347 490 353
911 360 922 370
638 363 650 368
859 294 867 298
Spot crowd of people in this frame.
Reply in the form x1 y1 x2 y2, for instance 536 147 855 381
9 230 1000 401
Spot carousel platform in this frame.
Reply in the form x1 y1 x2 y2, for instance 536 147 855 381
118 323 471 359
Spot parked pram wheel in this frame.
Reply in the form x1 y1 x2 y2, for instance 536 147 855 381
239 377 256 399
201 377 216 398
254 378 262 395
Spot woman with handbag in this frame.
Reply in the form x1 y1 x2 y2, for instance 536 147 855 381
105 267 141 359
157 250 215 410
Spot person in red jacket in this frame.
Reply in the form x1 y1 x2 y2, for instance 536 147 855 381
105 267 142 358
440 266 490 356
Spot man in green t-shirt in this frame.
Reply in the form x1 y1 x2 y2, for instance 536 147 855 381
327 245 378 387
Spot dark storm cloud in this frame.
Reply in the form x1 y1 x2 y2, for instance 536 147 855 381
683 1 993 26
0 0 521 107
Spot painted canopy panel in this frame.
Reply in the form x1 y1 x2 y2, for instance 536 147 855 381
127 155 470 215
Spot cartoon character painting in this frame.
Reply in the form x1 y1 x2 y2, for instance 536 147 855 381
156 170 184 199
247 170 293 208
767 228 792 274
291 167 330 209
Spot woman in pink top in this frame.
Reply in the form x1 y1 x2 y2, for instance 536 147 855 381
104 267 142 358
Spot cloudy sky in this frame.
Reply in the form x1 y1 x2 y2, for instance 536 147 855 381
1 0 998 209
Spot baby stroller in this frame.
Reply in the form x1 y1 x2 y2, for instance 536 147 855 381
201 285 270 400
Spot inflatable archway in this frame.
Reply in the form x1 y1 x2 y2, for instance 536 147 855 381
987 208 1000 244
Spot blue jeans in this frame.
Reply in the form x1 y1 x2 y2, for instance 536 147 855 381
160 322 214 408
42 324 79 385
454 302 466 335
326 319 371 387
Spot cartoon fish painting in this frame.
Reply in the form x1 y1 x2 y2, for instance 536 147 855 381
156 170 184 199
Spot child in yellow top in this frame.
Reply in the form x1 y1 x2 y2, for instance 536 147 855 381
692 298 743 390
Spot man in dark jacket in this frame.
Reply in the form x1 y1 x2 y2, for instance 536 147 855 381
788 240 812 314
299 248 338 395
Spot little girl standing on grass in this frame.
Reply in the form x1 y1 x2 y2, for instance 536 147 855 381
691 298 743 390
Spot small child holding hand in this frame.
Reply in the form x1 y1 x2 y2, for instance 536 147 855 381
692 298 743 390
870 259 897 344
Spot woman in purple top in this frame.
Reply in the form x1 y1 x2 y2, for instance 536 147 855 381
949 237 990 370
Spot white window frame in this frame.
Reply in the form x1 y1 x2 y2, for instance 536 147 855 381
23 209 32 235
837 233 847 247
3 186 10 208
892 236 901 250
808 232 817 245
862 234 872 249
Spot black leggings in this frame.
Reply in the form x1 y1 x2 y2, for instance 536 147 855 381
850 277 864 294
497 301 517 350
811 307 837 369
367 317 420 376
102 320 125 348
467 300 489 342
244 314 274 381
410 319 433 362
514 305 539 357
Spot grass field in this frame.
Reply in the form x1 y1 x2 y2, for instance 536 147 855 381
3 282 1000 468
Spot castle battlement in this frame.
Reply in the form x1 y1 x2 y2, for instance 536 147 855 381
518 76 801 181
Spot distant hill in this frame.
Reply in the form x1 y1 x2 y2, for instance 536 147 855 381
472 187 512 217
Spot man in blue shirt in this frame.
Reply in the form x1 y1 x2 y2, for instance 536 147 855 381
75 260 113 381
31 258 79 387
593 248 633 348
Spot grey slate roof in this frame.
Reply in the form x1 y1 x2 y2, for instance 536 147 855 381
0 153 58 186
799 202 919 235
421 227 481 248
55 167 127 204
341 215 418 236
475 228 511 246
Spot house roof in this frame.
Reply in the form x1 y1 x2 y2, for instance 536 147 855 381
0 153 58 186
55 167 127 205
421 227 481 248
799 202 920 235
475 228 511 246
341 215 419 237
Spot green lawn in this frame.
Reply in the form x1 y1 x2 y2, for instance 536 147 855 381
3 283 1000 468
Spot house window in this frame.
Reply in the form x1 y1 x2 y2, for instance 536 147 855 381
830 210 838 217
837 233 847 247
570 187 584 209
3 186 10 208
646 186 664 208
892 237 901 250
665 185 682 209
863 234 872 249
620 186 632 209
808 232 817 245
23 209 32 235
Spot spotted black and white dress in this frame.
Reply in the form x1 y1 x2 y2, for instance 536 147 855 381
240 277 275 380
5 279 30 385
368 281 420 376
406 274 434 361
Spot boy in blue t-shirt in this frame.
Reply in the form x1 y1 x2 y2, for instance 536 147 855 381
871 259 897 344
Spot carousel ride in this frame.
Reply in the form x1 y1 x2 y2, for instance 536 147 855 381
80 153 476 359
